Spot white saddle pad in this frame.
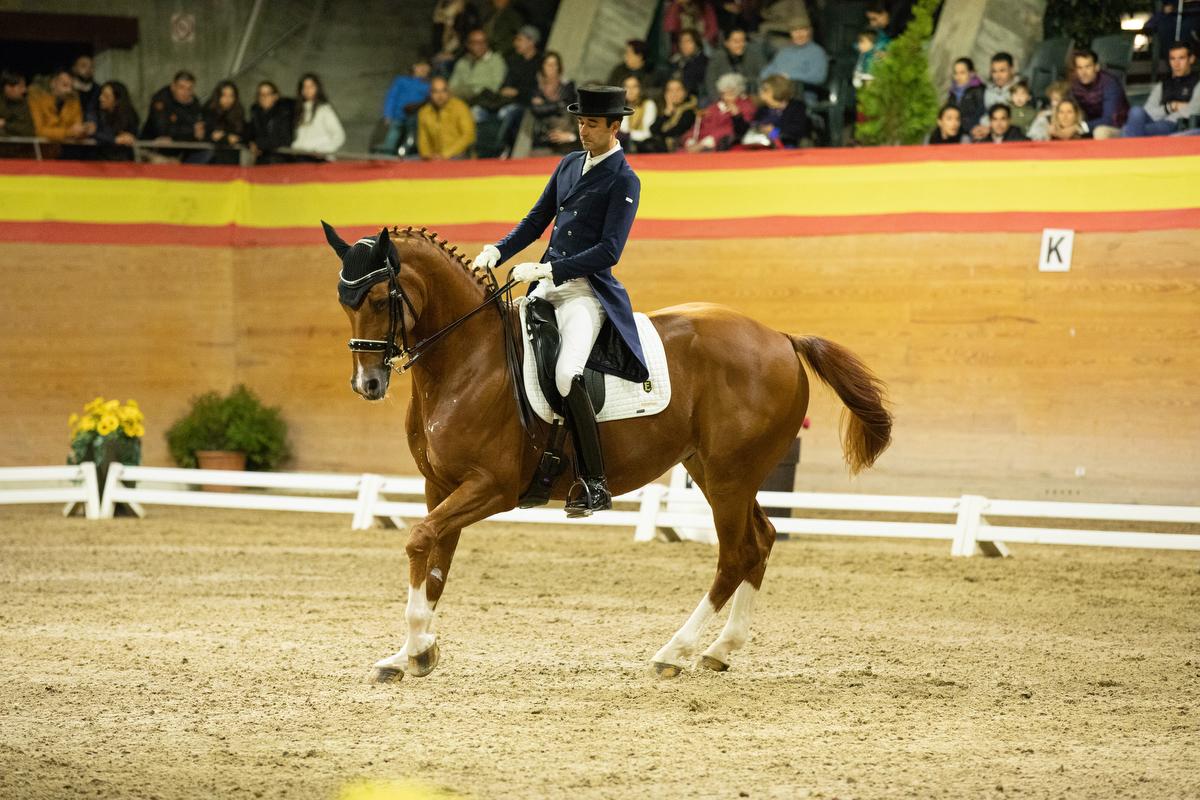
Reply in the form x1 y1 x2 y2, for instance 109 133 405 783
516 298 671 424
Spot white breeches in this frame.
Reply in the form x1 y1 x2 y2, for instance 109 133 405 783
531 277 606 397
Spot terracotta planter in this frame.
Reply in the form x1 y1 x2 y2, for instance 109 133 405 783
195 450 247 492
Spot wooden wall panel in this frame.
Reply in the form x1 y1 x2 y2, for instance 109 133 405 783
1 230 1197 504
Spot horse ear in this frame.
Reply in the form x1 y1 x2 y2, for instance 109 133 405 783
371 227 390 264
321 220 349 257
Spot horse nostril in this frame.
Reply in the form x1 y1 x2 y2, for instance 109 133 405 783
365 377 381 395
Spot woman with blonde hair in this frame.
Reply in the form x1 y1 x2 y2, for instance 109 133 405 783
1049 97 1091 141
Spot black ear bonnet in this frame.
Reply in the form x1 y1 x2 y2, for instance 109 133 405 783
337 235 401 309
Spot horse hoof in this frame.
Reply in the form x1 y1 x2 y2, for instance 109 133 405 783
699 655 730 673
407 642 440 677
373 666 404 683
653 661 685 679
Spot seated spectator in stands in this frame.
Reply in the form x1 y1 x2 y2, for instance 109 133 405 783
248 80 295 164
141 70 206 162
758 0 811 50
718 0 765 36
751 74 810 148
705 29 767 103
926 104 964 144
28 68 85 143
1048 97 1091 140
1070 48 1128 139
70 55 99 123
496 25 543 155
967 52 1016 139
759 20 828 101
292 73 346 158
1027 80 1070 141
853 30 882 89
0 71 35 140
648 76 698 152
378 58 431 156
418 76 476 159
865 1 894 49
529 50 578 152
609 40 665 92
619 75 657 153
670 29 709 99
1142 3 1200 65
449 28 508 121
975 103 1027 142
483 0 524 58
945 58 985 135
93 80 139 161
664 0 720 51
684 71 755 151
1123 41 1199 137
431 0 480 76
203 80 245 165
1007 80 1035 134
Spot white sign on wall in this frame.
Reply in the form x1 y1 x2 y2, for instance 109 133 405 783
1039 228 1074 272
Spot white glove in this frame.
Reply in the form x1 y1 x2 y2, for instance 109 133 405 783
512 262 555 283
473 244 500 271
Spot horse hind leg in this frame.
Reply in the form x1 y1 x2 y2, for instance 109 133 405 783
699 502 775 672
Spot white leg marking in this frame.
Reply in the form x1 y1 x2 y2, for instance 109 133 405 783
372 581 436 671
652 595 716 667
702 581 758 665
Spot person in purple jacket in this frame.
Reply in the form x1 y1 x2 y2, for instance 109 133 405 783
472 84 645 517
1070 48 1130 139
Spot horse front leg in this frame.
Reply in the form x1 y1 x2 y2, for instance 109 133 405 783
372 477 510 683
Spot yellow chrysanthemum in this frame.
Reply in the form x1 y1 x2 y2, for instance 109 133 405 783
125 400 139 409
84 397 105 413
68 413 79 428
120 420 145 438
102 399 119 412
77 415 96 432
130 423 145 438
96 414 119 436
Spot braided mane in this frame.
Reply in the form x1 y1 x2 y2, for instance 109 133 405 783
390 225 494 290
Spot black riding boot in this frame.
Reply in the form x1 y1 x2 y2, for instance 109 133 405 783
563 374 611 517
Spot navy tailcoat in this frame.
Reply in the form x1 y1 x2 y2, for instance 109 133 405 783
495 148 648 382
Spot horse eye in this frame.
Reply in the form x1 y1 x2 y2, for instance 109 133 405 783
371 296 389 311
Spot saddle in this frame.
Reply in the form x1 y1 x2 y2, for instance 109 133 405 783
524 297 606 418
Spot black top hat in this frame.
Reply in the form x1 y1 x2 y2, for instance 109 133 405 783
567 84 634 117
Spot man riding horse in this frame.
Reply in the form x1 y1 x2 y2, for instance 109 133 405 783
473 84 647 518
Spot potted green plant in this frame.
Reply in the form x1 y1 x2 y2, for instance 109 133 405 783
166 385 291 476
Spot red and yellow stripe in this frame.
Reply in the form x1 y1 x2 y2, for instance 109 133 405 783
0 138 1196 246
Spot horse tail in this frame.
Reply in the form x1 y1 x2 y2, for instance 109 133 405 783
789 335 892 475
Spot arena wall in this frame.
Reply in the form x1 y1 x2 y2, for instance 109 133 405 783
2 142 1198 504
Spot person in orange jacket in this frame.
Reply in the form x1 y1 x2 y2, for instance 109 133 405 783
28 68 86 142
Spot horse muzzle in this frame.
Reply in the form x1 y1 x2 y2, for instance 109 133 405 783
351 364 391 401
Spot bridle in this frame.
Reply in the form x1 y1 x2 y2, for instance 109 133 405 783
345 241 517 375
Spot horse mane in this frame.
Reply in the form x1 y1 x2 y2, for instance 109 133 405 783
390 225 494 292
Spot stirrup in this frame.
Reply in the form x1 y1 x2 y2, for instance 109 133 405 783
565 476 612 518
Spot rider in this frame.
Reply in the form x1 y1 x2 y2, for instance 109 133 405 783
474 84 648 517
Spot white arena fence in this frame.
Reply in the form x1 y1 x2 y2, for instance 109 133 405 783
3 463 1198 556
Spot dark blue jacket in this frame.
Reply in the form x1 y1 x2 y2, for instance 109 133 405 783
495 148 647 381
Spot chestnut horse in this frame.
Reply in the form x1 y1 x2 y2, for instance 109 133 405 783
325 223 892 681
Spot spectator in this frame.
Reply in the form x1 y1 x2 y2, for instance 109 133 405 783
292 73 346 158
0 71 35 139
1027 80 1070 141
685 71 754 151
648 76 699 152
664 0 721 51
705 28 767 103
483 0 524 58
865 1 894 49
946 58 985 136
853 29 882 89
1070 48 1129 139
432 0 481 75
93 80 139 161
967 52 1016 138
70 55 99 122
379 58 431 156
758 0 810 49
248 80 295 164
975 103 1027 142
718 0 765 36
449 28 507 120
670 29 709 99
1142 2 1200 63
28 68 85 143
141 70 206 162
1123 41 1199 137
203 80 246 165
529 50 578 152
417 76 476 159
1008 79 1036 134
496 25 542 154
752 73 810 147
759 20 828 99
926 104 964 144
619 75 657 153
609 40 665 92
1049 97 1091 140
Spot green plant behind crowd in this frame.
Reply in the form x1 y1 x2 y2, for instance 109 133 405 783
166 385 291 470
856 0 942 146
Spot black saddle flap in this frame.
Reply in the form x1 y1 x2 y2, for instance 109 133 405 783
526 297 605 416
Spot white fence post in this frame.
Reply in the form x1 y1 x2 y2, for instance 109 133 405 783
634 483 667 542
952 494 987 556
99 463 124 519
78 462 101 519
